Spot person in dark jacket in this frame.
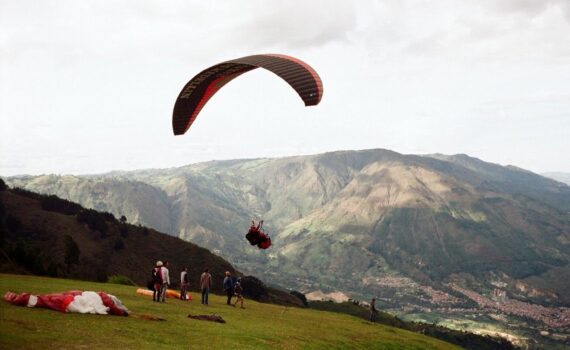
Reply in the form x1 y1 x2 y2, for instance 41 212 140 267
223 271 233 305
370 297 378 322
152 261 163 302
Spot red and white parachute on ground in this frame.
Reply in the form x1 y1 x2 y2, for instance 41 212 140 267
4 290 129 316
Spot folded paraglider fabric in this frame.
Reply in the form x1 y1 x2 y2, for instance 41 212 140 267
4 291 129 316
135 288 190 300
188 314 226 323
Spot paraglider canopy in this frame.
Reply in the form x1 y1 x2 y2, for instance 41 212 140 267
172 54 324 136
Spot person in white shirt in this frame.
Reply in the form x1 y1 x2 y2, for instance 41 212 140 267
159 261 170 302
180 267 189 300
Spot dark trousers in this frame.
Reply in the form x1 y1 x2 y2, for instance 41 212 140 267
201 288 209 304
370 310 378 322
159 283 168 302
226 289 233 304
180 283 188 300
153 283 160 302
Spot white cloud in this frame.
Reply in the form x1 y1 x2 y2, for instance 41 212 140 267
232 1 357 49
1 0 569 175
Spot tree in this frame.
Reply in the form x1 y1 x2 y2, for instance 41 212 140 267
0 178 7 191
76 209 108 236
290 290 308 307
63 235 80 272
113 237 125 251
6 215 21 232
119 215 128 237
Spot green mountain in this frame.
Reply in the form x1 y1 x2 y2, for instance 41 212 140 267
6 149 570 346
0 184 303 306
0 185 517 349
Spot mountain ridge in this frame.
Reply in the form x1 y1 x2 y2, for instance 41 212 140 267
5 148 570 345
542 172 570 186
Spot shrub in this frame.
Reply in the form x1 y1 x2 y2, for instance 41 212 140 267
102 212 116 222
290 290 308 306
9 242 46 275
77 209 108 235
119 225 128 238
63 235 80 272
113 237 125 251
40 195 82 215
241 276 268 300
107 275 135 286
46 262 59 277
11 187 41 200
6 214 21 232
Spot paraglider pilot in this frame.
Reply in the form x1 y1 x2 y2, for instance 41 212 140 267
246 220 271 249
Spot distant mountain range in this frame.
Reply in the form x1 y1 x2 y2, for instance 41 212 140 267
5 149 570 344
542 172 570 186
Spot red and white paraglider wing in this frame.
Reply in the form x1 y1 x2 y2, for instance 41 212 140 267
4 291 128 316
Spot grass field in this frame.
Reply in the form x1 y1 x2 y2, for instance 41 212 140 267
0 274 459 349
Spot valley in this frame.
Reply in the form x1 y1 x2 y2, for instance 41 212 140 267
6 149 570 347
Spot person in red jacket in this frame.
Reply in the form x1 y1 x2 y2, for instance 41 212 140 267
246 220 263 245
257 231 272 249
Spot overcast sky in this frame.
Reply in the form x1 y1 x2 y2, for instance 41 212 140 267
1 0 569 176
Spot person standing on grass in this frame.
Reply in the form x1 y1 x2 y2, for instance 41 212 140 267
200 268 212 305
180 267 189 300
152 261 163 302
369 297 378 322
159 261 170 302
223 271 234 305
233 280 244 309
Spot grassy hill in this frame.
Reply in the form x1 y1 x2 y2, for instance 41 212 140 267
0 184 302 306
0 184 517 348
0 274 459 350
309 301 516 350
